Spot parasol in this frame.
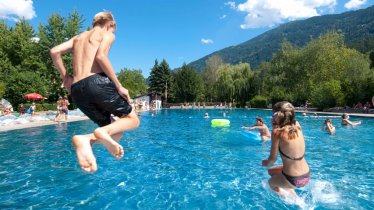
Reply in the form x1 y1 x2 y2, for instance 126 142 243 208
24 93 45 101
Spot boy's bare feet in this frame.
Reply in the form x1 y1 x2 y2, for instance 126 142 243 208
72 135 97 172
94 128 124 159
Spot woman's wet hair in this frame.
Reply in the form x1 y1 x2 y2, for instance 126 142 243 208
342 113 348 119
92 11 116 29
272 101 298 139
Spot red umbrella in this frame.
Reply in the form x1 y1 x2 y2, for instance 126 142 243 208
24 93 45 100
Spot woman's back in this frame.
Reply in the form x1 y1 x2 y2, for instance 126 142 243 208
275 124 309 176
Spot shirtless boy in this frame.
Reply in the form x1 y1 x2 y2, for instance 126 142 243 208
242 116 271 141
50 11 140 172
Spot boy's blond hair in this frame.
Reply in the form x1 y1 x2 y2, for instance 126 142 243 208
92 11 116 29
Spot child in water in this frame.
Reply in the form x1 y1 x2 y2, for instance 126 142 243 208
322 118 335 135
262 101 310 199
341 113 362 126
242 116 271 141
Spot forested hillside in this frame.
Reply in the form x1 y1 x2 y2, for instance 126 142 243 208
188 6 374 72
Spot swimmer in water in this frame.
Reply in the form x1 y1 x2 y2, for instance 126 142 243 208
322 118 335 135
341 113 362 126
262 101 310 199
242 116 271 141
204 113 210 118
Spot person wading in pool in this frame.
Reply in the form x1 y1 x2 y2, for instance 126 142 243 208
242 116 271 141
262 101 310 198
50 11 140 172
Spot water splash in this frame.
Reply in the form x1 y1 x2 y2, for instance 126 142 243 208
309 180 340 204
0 109 85 126
262 179 341 210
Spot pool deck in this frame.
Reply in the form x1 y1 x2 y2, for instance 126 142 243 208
1 108 373 133
0 116 89 132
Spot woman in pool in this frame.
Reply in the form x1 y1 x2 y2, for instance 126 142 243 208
341 113 362 126
322 118 335 135
242 116 271 141
262 101 310 198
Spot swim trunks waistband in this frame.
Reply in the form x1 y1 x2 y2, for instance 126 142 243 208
71 73 107 89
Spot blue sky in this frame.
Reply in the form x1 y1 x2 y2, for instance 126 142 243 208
1 0 373 77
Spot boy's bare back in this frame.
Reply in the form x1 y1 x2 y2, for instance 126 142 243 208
72 29 113 83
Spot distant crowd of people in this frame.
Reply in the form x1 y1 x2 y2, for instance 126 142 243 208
0 103 36 117
352 100 374 113
0 95 72 123
180 101 234 109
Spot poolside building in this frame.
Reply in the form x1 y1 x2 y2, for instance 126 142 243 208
134 92 162 111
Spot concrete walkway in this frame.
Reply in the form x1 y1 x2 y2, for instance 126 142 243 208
0 116 89 132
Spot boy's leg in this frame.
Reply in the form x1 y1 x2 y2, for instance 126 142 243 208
94 111 140 159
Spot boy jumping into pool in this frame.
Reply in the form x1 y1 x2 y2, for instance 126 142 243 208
50 11 140 172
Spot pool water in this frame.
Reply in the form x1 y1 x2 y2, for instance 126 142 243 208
0 109 373 209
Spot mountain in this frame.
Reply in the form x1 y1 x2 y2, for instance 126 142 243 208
188 6 374 72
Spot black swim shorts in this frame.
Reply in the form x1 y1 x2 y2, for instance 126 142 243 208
71 73 132 126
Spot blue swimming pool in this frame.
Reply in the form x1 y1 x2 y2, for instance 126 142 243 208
0 109 373 209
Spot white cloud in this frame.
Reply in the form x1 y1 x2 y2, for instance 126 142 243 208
235 0 336 29
201 38 214 45
0 0 36 21
344 0 367 9
225 1 237 9
220 14 227 20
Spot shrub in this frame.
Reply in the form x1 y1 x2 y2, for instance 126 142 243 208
0 82 5 99
311 80 345 109
248 95 268 108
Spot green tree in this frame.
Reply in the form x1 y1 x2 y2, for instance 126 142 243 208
117 68 148 98
38 10 84 101
311 80 345 109
213 63 255 105
174 64 204 102
203 55 223 101
0 82 5 99
0 19 49 106
6 71 48 106
0 11 85 107
148 59 173 102
231 63 254 106
255 32 372 108
215 64 234 101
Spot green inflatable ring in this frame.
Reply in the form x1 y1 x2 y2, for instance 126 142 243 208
211 119 230 127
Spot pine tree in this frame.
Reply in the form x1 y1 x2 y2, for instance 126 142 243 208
148 59 172 102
